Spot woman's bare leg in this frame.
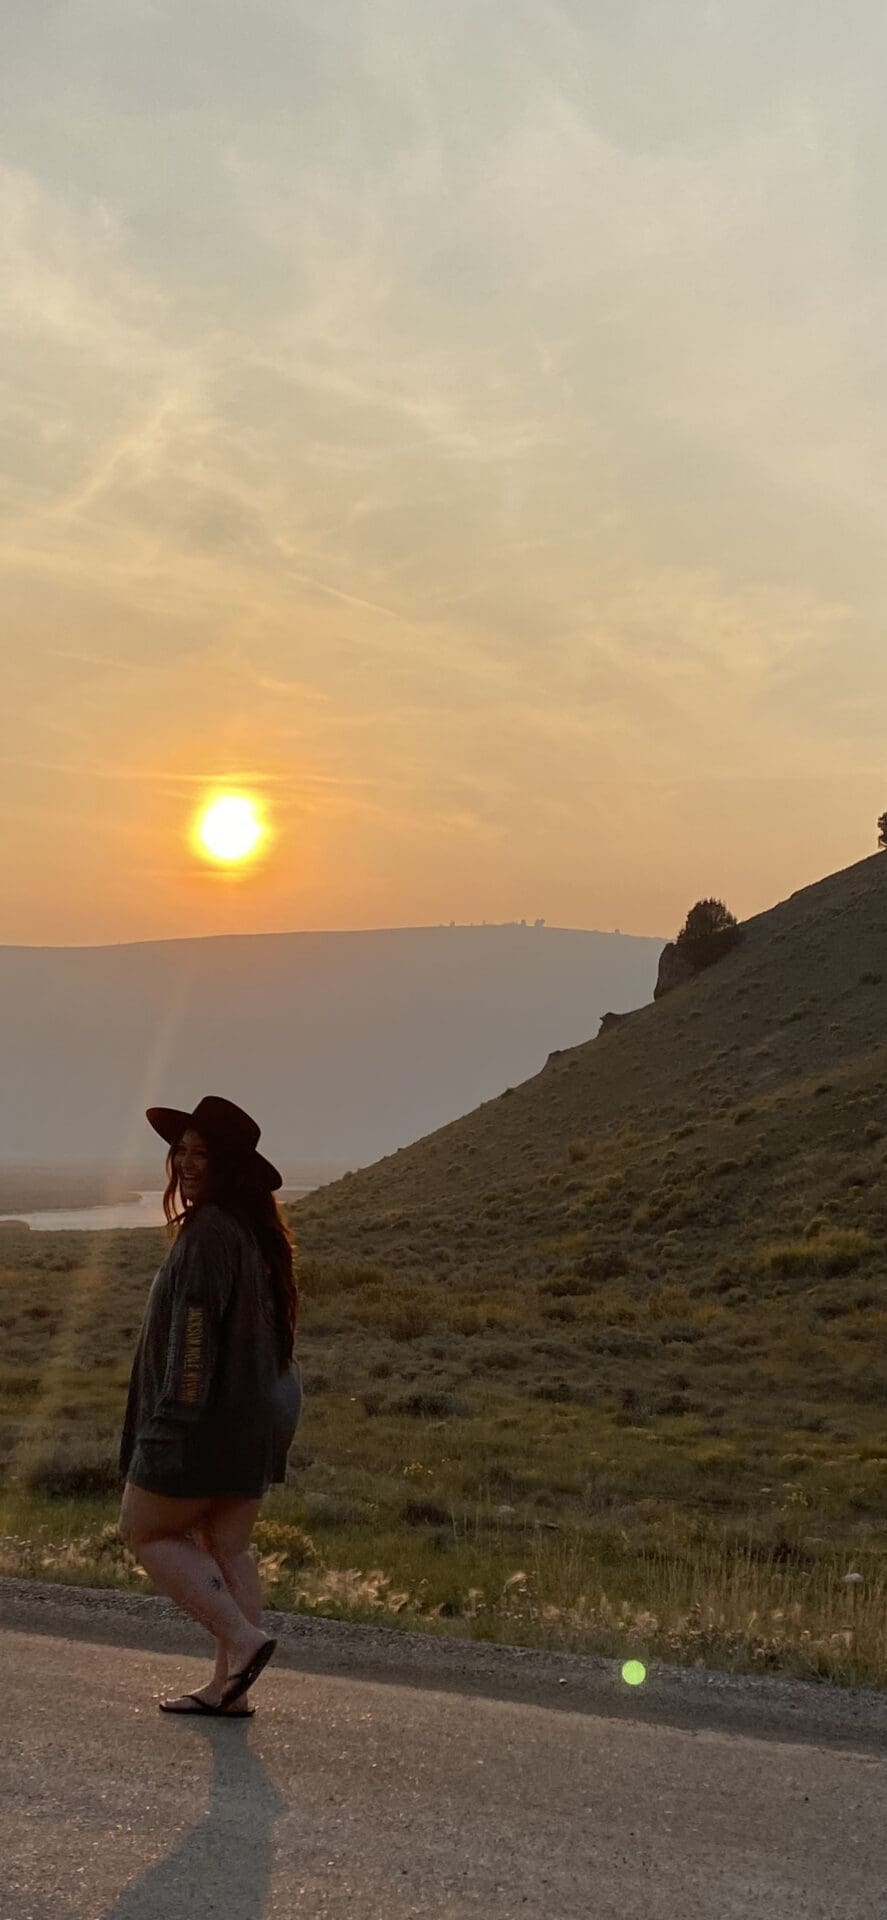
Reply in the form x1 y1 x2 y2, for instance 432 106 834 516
119 1485 269 1701
146 1497 265 1712
198 1501 264 1708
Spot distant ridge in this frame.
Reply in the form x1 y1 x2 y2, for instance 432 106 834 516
0 922 663 1168
2 919 643 953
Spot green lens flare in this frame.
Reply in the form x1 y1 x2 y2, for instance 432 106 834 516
621 1660 647 1686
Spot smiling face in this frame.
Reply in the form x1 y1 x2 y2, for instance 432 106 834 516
173 1127 213 1208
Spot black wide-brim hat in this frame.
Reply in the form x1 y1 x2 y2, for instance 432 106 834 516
146 1094 282 1191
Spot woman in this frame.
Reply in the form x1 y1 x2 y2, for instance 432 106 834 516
119 1094 302 1717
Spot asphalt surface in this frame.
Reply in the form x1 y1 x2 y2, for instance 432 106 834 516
1 1579 884 1919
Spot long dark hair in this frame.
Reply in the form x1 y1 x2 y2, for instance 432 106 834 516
162 1142 298 1367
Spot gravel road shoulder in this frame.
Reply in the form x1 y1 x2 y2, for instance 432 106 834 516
1 1574 884 1755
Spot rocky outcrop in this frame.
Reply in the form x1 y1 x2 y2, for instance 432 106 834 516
597 1010 629 1035
653 941 696 999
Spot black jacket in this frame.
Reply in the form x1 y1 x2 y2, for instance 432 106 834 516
119 1203 301 1498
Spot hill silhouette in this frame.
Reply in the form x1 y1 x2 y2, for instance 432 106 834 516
294 853 887 1298
0 923 662 1172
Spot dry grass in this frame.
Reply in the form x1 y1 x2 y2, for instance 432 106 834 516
0 1208 885 1686
0 1492 882 1691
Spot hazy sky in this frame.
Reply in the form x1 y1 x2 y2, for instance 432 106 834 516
3 0 886 945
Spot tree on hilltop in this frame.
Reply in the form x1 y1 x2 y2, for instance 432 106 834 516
878 811 887 851
675 897 742 972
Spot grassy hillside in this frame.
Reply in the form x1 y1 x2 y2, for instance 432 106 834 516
293 853 887 1292
1 854 885 1688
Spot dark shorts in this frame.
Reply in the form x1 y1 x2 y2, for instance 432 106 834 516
270 1363 303 1482
127 1364 303 1501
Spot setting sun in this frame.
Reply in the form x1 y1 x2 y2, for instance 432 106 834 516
193 793 265 866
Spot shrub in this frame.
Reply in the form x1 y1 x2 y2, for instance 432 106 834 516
542 1300 578 1322
252 1520 318 1569
2 1374 40 1398
816 1230 874 1275
675 898 742 972
300 1259 386 1298
448 1306 482 1336
655 1392 693 1417
483 1343 524 1369
757 1229 873 1280
401 1498 451 1527
576 1245 629 1281
386 1390 465 1419
803 1216 828 1239
19 1441 120 1497
361 1296 435 1341
877 809 887 851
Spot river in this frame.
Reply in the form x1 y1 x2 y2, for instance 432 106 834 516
0 1181 324 1232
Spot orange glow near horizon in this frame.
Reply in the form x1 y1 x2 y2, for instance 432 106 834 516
191 792 267 867
4 7 887 951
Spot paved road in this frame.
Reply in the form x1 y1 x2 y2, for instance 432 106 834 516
0 1583 884 1919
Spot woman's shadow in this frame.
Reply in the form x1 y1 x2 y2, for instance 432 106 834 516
105 1720 286 1919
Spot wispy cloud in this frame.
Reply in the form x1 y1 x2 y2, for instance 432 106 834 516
2 0 886 941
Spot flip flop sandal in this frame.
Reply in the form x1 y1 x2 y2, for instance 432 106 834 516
217 1636 277 1713
159 1693 255 1718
